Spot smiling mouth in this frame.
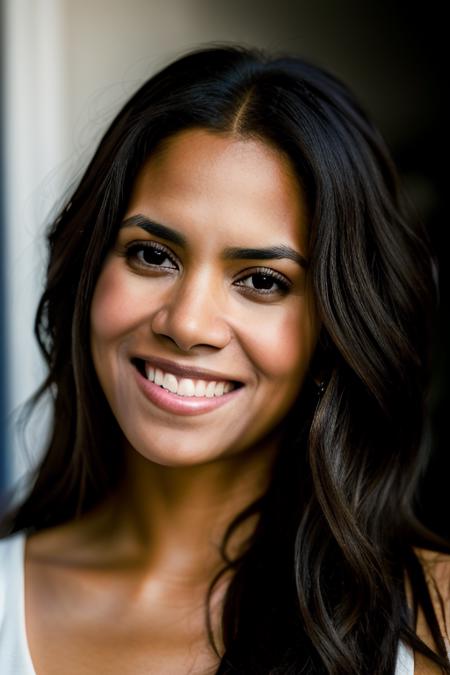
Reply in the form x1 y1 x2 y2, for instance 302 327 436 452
132 358 242 398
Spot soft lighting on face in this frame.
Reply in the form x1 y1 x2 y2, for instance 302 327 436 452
90 129 319 467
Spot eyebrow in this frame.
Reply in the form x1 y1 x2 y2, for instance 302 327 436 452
121 214 308 269
222 245 308 269
122 215 186 247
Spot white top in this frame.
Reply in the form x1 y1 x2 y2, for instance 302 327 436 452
0 532 36 674
0 531 414 674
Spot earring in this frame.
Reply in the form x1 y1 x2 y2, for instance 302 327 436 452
316 380 326 398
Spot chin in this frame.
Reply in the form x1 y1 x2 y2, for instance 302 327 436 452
123 432 238 468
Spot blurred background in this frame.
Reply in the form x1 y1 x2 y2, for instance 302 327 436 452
0 0 448 535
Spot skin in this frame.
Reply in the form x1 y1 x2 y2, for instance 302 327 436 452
25 129 320 675
90 128 318 468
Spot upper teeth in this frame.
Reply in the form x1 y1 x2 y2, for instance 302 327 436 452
145 364 234 398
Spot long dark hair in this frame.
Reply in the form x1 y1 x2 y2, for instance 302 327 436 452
1 44 448 674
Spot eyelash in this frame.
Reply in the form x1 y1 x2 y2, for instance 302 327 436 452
121 241 292 297
234 267 291 296
124 241 178 270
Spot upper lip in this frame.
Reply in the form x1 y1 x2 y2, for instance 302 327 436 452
132 355 243 384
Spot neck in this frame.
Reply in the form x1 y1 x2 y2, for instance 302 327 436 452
89 437 278 583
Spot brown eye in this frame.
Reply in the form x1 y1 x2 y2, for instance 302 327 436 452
235 268 291 296
125 242 178 270
250 273 277 290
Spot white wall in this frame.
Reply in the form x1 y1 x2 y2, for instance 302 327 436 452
4 0 68 483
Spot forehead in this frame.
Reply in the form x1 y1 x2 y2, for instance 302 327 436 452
125 128 309 252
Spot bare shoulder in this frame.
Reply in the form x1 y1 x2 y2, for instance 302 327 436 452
26 522 78 558
416 547 450 570
412 548 450 674
415 548 450 611
26 502 119 566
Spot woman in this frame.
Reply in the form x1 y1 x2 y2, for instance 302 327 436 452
0 45 449 674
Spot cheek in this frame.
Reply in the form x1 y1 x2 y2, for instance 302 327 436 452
90 260 143 342
237 297 318 382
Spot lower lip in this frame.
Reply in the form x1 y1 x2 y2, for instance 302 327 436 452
133 367 243 416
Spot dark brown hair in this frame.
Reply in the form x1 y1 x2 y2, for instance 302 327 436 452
2 45 449 674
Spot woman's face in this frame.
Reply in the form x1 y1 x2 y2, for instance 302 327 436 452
90 129 319 467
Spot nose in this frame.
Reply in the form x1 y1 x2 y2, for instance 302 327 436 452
151 270 232 352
